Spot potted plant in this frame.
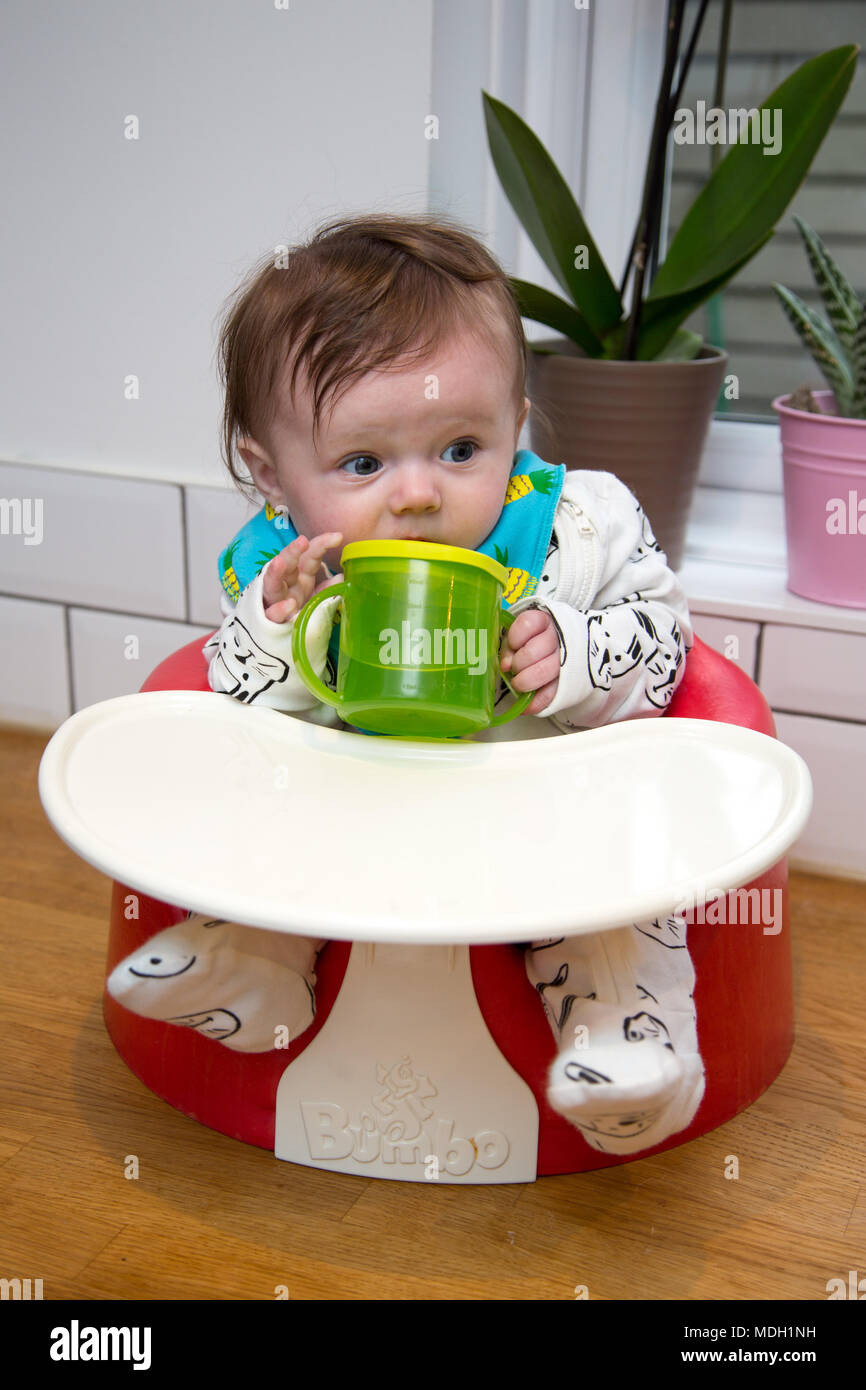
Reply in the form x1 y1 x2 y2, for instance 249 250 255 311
482 9 858 568
772 216 866 608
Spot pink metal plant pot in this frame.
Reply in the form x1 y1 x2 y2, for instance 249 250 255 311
774 391 866 609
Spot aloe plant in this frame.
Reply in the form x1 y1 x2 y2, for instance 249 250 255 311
773 215 866 419
483 43 859 363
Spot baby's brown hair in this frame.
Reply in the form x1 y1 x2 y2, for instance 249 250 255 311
216 212 541 497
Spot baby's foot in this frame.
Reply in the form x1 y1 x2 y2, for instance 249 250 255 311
564 1057 706 1155
107 914 322 1053
546 1001 703 1154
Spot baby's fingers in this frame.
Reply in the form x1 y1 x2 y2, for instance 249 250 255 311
298 532 342 581
525 677 560 716
262 536 308 602
263 534 343 623
507 649 561 694
264 594 300 624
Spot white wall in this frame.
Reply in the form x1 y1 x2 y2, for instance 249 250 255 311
1 0 669 490
0 0 434 488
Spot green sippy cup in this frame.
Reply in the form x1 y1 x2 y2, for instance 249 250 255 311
291 540 535 737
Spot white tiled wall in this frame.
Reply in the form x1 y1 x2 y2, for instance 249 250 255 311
0 595 71 728
0 462 186 617
0 460 238 728
185 485 259 627
69 609 214 710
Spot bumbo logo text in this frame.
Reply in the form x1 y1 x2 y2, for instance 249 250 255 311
301 1103 509 1174
299 1057 508 1175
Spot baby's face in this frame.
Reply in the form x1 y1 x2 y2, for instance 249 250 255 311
238 325 530 572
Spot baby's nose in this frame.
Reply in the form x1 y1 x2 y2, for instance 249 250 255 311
390 462 440 512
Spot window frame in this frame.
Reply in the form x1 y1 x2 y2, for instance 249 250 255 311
430 0 782 495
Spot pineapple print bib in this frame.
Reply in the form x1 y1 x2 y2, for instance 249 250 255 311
484 451 565 605
219 450 565 612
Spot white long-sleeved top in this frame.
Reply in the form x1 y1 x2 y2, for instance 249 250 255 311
203 470 694 733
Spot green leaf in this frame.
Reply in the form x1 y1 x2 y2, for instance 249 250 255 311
482 91 623 339
648 46 859 306
772 284 853 408
848 304 866 418
509 278 606 356
792 214 862 350
635 233 774 359
598 322 628 359
653 328 705 361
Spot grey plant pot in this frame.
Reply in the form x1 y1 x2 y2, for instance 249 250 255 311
527 339 729 570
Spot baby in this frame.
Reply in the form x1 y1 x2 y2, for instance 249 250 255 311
108 213 705 1156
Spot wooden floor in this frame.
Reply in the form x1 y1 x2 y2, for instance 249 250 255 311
2 722 864 1302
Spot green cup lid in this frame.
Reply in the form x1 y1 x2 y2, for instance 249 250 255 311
341 540 507 585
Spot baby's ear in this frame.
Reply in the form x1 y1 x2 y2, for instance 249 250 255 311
238 437 282 502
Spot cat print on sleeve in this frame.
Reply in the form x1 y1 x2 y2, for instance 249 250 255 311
213 617 290 703
631 503 666 563
587 604 684 708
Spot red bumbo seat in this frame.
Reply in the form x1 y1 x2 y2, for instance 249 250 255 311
102 635 794 1177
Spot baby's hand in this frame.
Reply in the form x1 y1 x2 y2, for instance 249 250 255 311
261 533 343 624
500 608 560 715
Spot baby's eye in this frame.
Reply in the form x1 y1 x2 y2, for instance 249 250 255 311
340 455 382 477
442 440 476 464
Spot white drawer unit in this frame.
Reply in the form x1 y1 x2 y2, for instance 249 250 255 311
760 625 866 723
773 713 866 880
692 617 761 680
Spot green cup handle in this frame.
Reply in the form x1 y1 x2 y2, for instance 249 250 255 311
489 607 535 727
290 582 347 709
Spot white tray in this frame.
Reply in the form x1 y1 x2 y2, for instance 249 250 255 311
38 691 812 944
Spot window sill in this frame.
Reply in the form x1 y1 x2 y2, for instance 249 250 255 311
680 416 866 637
680 485 866 636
